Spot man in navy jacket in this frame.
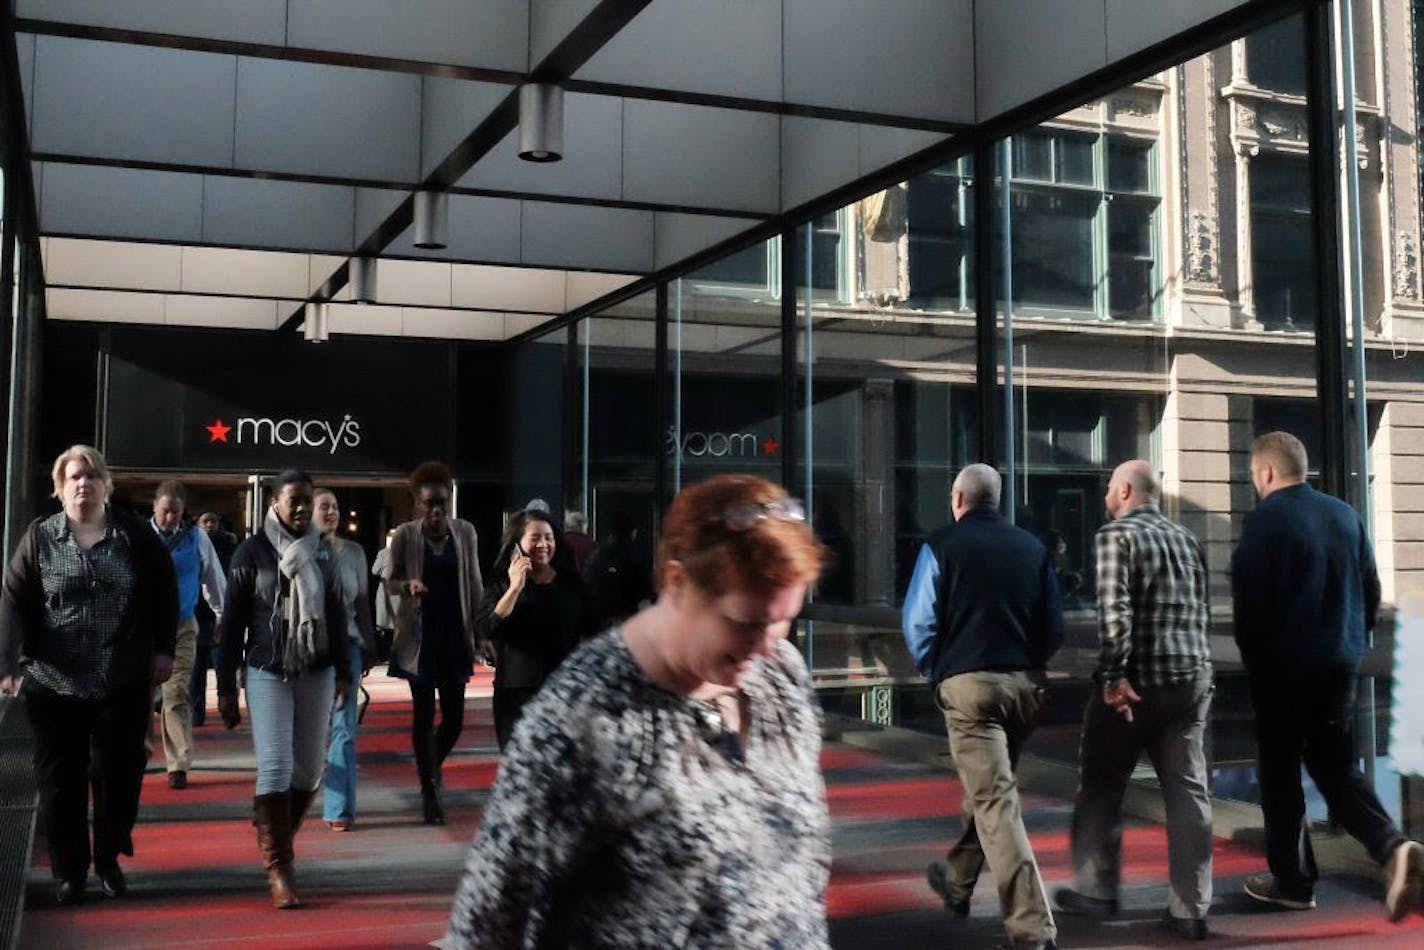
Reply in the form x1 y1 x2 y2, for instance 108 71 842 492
1232 431 1422 921
903 463 1063 950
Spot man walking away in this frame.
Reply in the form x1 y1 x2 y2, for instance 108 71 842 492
1232 431 1423 921
1055 460 1214 940
151 482 226 789
902 463 1063 950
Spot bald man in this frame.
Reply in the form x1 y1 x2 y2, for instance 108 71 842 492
1055 460 1213 940
902 463 1062 950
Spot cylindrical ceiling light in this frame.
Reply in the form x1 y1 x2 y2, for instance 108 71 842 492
349 256 376 304
413 190 448 249
303 301 329 343
518 82 564 162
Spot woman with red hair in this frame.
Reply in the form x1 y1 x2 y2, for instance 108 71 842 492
446 474 831 947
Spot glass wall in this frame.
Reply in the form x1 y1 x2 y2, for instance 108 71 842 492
558 2 1416 830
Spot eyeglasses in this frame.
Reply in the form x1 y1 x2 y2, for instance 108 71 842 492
714 497 807 532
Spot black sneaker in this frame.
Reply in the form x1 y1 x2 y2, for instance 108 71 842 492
925 861 971 917
96 863 127 898
1161 908 1208 940
167 770 188 790
55 879 86 906
1243 872 1315 910
1054 887 1119 918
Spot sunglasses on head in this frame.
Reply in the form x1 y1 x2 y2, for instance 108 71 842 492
713 497 807 532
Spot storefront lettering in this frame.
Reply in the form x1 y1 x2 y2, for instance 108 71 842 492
664 427 758 458
209 414 364 455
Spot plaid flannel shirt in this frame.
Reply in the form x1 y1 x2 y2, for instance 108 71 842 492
1094 503 1211 687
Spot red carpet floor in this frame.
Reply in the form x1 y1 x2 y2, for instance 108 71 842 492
20 673 1424 948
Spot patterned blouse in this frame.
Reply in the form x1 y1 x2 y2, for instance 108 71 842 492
445 631 831 949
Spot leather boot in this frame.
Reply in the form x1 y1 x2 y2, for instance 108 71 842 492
421 783 446 825
253 793 300 909
288 785 318 837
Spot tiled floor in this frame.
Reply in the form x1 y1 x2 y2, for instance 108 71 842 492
20 671 1424 948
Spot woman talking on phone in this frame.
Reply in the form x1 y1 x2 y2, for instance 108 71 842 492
477 508 593 750
387 461 483 825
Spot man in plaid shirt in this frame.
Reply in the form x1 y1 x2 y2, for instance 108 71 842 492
1055 459 1213 941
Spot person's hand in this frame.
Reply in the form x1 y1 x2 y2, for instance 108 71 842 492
406 579 427 597
1102 679 1142 722
507 551 531 588
0 675 19 697
218 693 241 730
151 652 175 686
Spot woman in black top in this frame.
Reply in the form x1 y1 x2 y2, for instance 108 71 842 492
386 462 483 825
478 509 594 750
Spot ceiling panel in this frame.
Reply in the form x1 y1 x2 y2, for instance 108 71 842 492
163 294 285 330
385 194 524 265
566 272 640 310
17 0 289 46
1105 0 1251 62
420 76 512 180
460 93 624 201
43 238 183 292
975 0 1108 121
783 0 974 123
287 0 530 73
451 264 569 313
577 0 783 102
622 100 780 214
202 177 357 252
30 36 236 167
234 58 422 182
652 213 757 271
47 287 166 324
520 203 654 272
39 163 205 243
177 247 313 299
373 260 453 307
529 0 600 65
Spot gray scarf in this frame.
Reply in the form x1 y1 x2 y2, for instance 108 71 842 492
263 508 328 674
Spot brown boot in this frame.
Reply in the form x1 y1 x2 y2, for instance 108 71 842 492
288 785 318 837
253 793 300 909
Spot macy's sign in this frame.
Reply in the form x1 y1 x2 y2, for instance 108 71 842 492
205 415 362 455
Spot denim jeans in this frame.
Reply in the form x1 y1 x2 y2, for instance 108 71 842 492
323 640 365 821
245 665 335 796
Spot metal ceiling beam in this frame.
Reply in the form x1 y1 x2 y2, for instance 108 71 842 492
279 0 654 333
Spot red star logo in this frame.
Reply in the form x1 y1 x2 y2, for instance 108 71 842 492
205 419 232 443
761 436 779 456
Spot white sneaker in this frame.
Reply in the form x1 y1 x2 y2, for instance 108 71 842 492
1384 840 1424 923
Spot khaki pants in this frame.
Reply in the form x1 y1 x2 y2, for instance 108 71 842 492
938 670 1055 945
156 617 199 773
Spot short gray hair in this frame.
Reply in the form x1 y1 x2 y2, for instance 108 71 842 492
565 510 589 533
953 463 1001 510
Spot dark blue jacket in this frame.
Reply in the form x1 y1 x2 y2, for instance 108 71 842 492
902 507 1063 683
1230 482 1380 670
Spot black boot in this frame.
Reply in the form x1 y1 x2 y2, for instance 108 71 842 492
421 783 446 825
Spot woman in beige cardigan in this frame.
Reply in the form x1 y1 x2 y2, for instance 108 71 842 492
387 461 483 824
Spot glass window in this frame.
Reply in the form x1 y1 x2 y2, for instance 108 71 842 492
1250 153 1316 330
905 161 974 310
1245 14 1308 96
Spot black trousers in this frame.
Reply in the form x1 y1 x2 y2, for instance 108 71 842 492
1248 663 1404 888
409 679 465 789
23 677 152 883
493 685 540 751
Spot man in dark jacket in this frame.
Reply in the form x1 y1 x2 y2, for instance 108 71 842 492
1232 431 1423 921
902 463 1063 950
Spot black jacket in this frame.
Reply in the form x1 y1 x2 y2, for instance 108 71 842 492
477 578 595 689
216 533 349 695
0 508 178 690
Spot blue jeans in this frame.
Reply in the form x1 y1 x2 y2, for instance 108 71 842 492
323 640 364 821
245 665 335 796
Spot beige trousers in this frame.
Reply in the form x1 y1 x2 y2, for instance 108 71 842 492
156 617 199 773
938 669 1056 945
